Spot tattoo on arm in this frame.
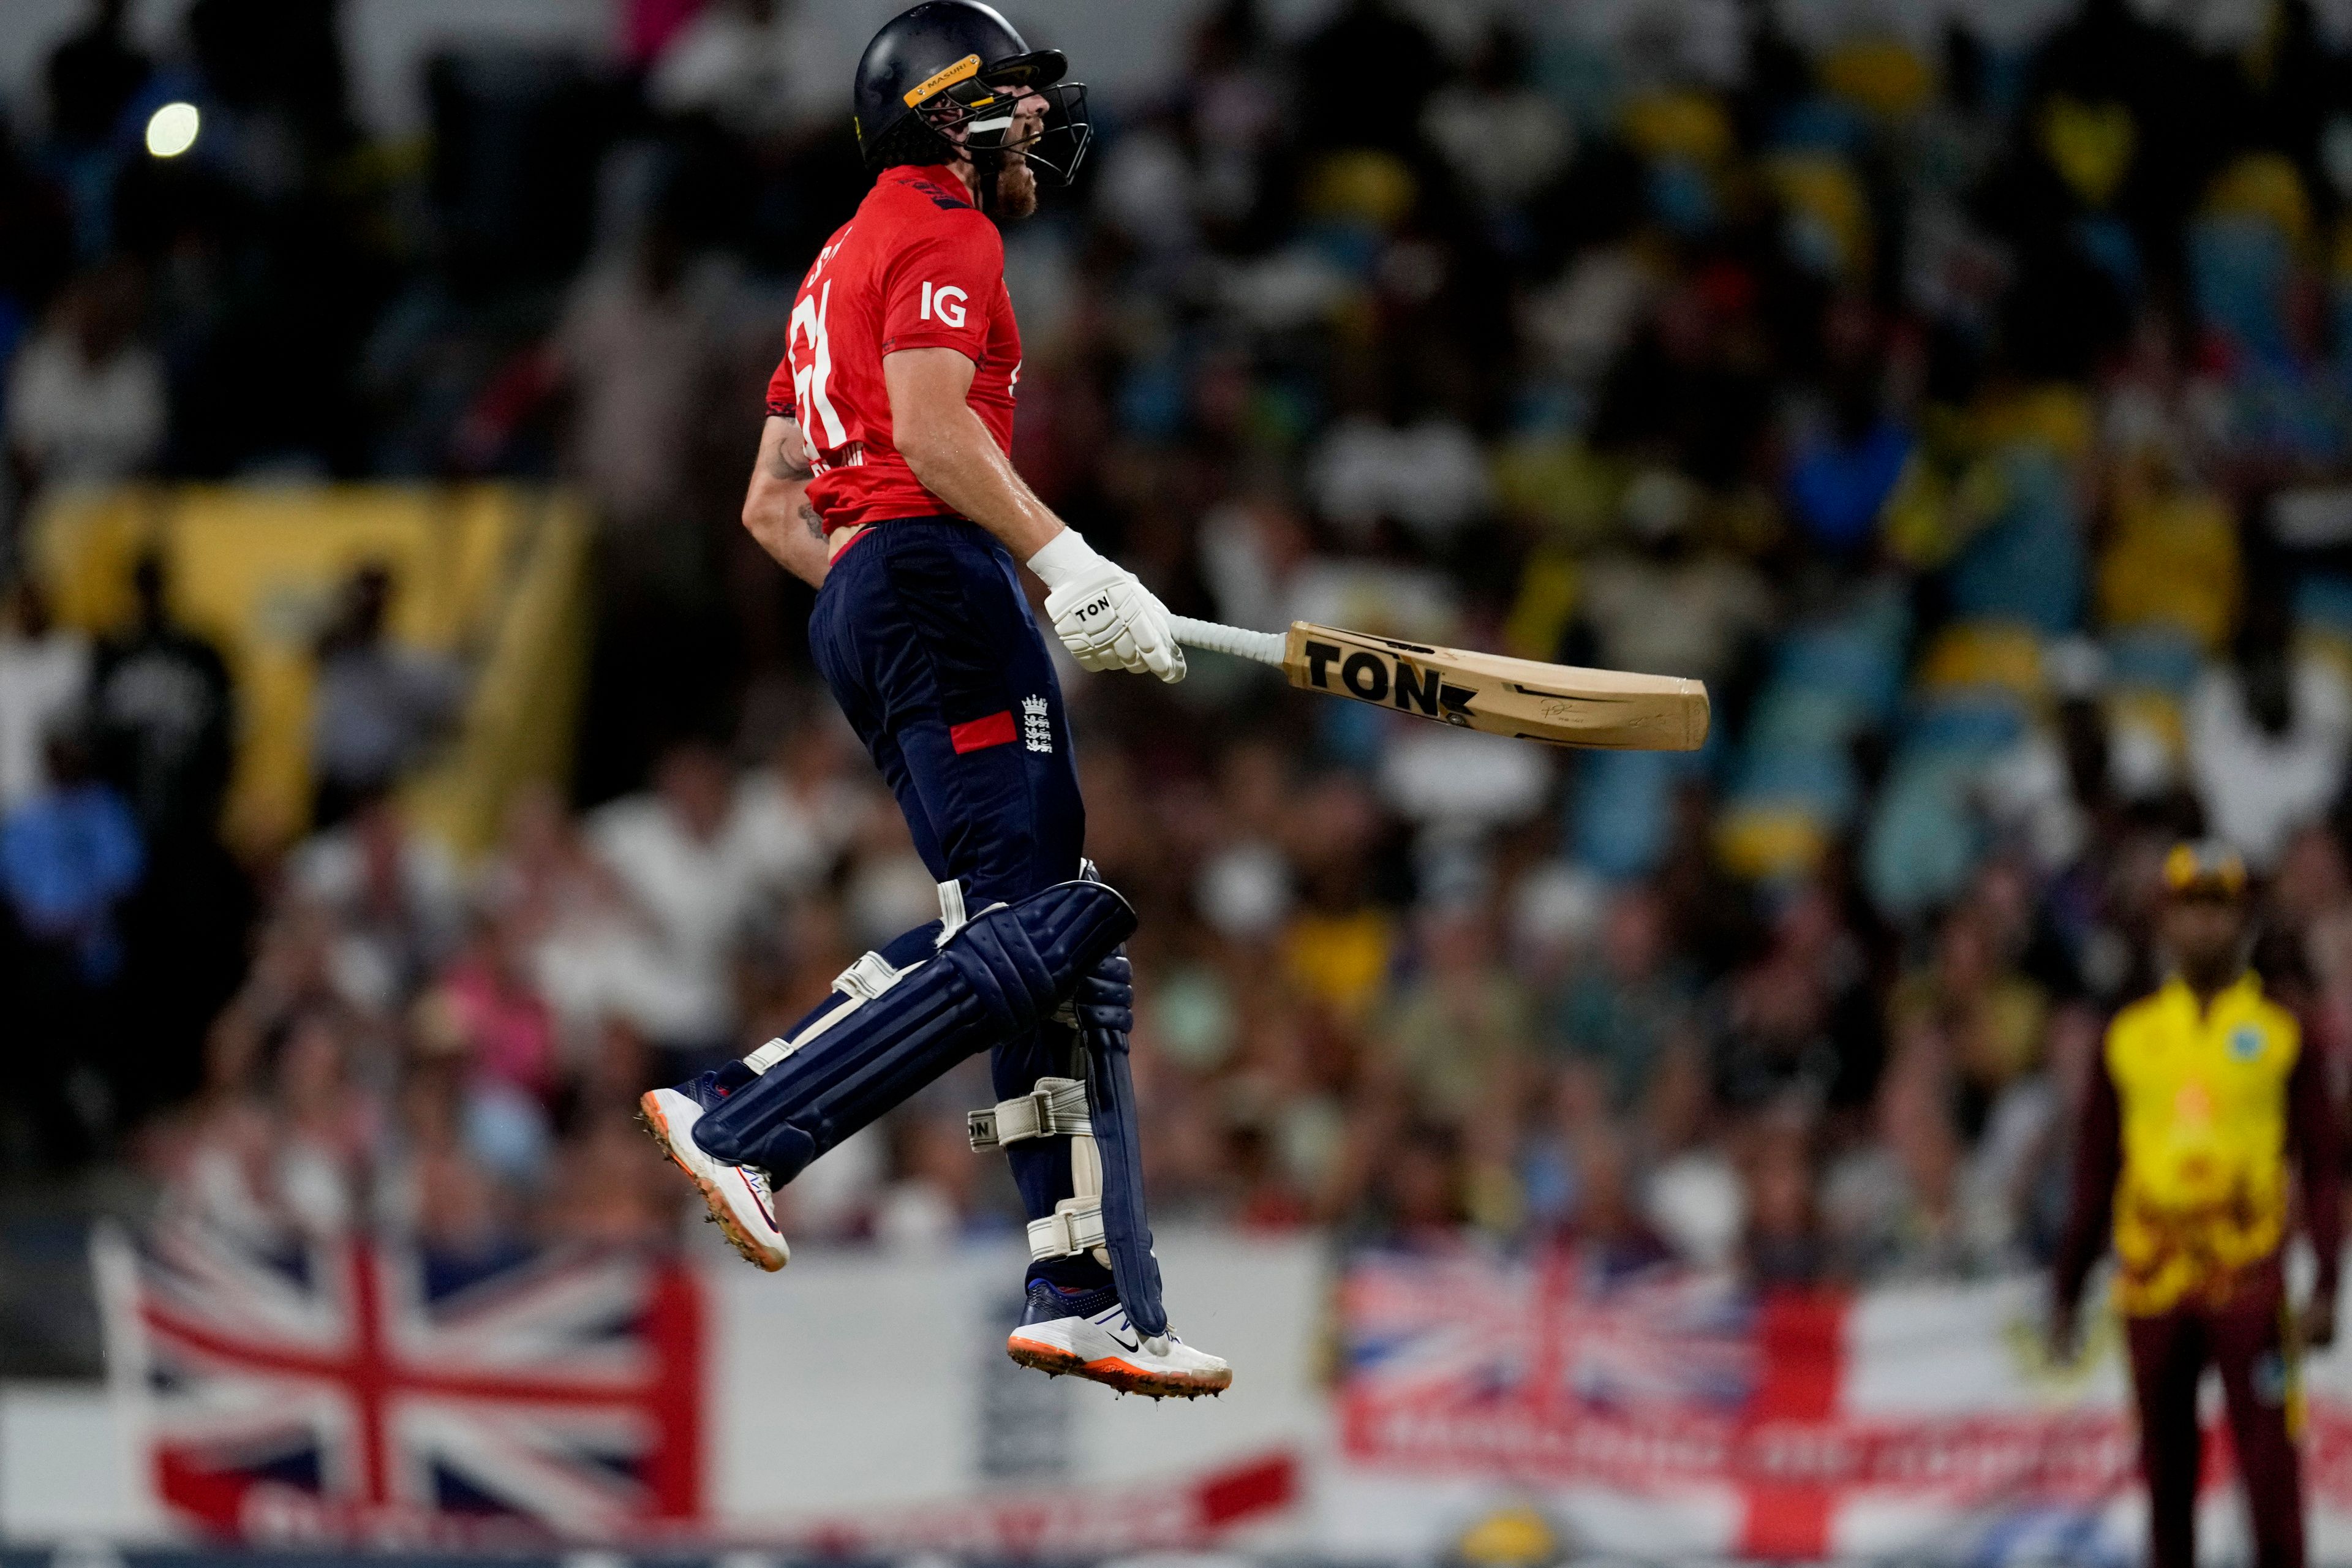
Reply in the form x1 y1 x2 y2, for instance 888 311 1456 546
799 500 823 540
772 420 815 481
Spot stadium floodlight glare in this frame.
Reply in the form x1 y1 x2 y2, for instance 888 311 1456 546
146 102 200 158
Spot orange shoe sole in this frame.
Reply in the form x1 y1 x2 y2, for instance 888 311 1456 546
637 1091 788 1272
1006 1333 1231 1400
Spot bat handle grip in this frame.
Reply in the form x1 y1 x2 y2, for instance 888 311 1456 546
1169 616 1287 668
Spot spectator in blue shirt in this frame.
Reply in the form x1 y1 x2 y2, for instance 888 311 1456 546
1 725 143 984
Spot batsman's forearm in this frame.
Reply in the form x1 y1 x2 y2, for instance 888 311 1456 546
743 475 828 588
898 410 1063 560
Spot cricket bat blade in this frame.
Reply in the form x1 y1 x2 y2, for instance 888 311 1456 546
1169 617 1708 752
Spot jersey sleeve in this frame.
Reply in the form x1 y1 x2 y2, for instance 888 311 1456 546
764 350 796 420
880 208 1003 362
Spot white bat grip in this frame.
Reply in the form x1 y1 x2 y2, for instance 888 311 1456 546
1170 616 1287 668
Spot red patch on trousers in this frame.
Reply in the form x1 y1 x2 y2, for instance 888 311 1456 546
949 710 1016 753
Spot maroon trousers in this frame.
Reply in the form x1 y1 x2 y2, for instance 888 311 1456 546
2125 1289 2304 1568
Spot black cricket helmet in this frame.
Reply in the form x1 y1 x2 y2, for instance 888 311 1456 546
851 1 1091 185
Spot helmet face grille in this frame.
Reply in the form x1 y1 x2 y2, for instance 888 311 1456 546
916 77 1091 186
1025 80 1093 187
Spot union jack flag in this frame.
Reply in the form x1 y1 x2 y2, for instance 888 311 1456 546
1338 1247 1754 1416
94 1224 704 1545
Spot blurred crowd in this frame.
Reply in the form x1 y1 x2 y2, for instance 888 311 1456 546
11 0 2352 1292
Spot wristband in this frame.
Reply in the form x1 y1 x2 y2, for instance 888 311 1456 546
1026 528 1105 592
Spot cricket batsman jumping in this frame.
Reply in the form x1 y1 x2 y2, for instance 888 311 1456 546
638 1 1230 1398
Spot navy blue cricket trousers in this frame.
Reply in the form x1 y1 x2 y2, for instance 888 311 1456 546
808 517 1084 902
807 517 1099 1273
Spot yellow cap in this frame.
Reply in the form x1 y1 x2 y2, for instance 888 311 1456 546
2163 841 2247 899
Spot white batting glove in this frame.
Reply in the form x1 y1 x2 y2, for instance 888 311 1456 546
1028 530 1186 683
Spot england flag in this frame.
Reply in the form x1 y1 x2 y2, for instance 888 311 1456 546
1329 1245 2352 1564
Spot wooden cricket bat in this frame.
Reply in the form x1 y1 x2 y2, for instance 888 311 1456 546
1170 617 1709 751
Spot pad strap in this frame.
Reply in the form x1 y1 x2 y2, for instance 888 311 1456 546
1027 1197 1106 1259
742 949 912 1072
968 1077 1091 1150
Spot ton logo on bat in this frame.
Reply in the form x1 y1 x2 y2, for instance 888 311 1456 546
1299 639 1476 725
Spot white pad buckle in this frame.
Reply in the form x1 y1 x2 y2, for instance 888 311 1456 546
968 1077 1091 1150
834 949 905 1001
1027 1198 1106 1260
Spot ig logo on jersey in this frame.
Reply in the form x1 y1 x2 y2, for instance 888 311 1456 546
920 281 968 328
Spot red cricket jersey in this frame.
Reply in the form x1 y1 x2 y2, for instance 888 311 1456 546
764 164 1021 534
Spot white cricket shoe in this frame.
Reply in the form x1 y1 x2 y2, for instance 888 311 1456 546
1007 1281 1231 1398
638 1085 790 1272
